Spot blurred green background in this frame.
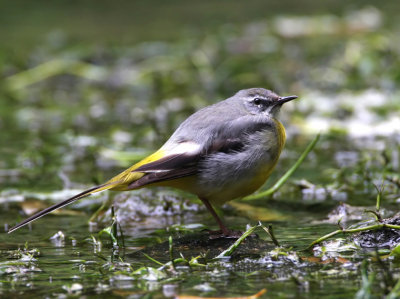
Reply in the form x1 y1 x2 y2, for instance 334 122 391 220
2 1 398 49
1 1 400 298
1 1 399 190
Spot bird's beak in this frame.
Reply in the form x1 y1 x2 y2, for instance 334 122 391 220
278 95 298 104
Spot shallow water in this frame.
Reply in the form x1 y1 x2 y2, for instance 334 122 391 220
0 205 344 298
1 134 399 298
1 2 400 297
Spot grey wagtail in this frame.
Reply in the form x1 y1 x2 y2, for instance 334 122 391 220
9 88 297 237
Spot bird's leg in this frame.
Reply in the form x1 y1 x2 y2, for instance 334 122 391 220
199 197 233 237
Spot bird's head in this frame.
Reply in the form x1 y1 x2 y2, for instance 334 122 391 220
236 88 297 117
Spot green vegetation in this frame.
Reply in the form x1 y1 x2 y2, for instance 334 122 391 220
1 2 400 298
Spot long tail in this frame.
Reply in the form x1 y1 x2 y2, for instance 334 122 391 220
8 182 119 234
8 149 170 233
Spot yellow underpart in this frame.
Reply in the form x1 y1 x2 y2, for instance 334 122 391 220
246 118 286 194
264 118 286 175
274 118 286 151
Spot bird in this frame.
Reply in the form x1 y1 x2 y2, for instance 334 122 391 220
8 88 297 237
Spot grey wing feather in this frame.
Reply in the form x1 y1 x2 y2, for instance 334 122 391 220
128 166 197 189
128 115 273 188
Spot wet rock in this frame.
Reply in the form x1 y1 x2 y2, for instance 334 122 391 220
129 231 271 261
97 189 202 225
353 213 400 249
321 203 392 224
324 203 369 224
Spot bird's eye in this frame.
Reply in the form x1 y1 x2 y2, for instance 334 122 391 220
253 98 262 106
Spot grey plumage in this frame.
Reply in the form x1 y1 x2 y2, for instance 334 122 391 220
8 87 297 236
140 88 292 205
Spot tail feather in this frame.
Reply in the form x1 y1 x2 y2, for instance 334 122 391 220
8 149 173 233
8 182 119 234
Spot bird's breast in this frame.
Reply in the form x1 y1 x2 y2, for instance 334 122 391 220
196 118 286 205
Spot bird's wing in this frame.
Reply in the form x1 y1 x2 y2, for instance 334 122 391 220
127 116 273 188
134 143 201 173
126 142 202 189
